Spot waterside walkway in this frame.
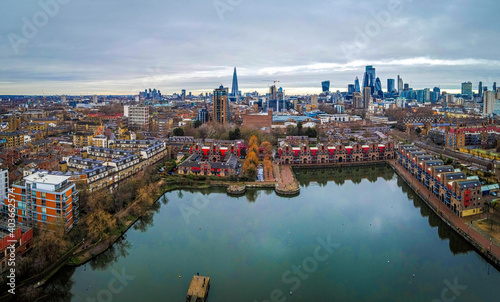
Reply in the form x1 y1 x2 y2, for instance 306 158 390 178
389 160 500 267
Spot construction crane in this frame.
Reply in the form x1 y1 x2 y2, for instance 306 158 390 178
261 80 280 85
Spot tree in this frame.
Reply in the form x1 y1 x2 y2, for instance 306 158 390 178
286 125 298 136
173 127 184 136
415 127 422 135
263 158 273 180
297 122 303 134
33 219 69 264
229 128 241 140
260 141 273 160
85 209 116 241
248 135 259 154
243 160 257 180
248 135 259 148
305 127 317 138
246 151 259 166
193 120 202 128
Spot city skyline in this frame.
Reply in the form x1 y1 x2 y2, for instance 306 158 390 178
1 0 499 95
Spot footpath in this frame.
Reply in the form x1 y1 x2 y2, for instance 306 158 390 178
389 160 500 267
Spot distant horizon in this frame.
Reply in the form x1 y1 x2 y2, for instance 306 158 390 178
1 1 498 96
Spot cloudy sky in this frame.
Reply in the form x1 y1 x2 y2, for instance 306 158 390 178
0 0 499 95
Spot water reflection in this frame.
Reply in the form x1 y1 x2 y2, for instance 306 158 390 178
295 164 474 256
89 237 132 271
294 164 392 187
41 267 75 302
133 201 161 233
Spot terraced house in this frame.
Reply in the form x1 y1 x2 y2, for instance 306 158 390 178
397 145 482 217
278 142 395 165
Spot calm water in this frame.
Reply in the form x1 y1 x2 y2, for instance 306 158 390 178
45 165 500 301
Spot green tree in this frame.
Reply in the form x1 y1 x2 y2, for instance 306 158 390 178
173 127 184 136
193 120 202 128
305 127 317 138
297 122 303 134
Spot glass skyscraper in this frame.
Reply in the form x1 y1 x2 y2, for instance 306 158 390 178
321 81 330 93
387 79 395 94
354 77 361 93
374 77 383 98
230 67 239 102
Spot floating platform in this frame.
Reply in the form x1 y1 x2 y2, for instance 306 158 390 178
227 184 246 195
186 275 210 302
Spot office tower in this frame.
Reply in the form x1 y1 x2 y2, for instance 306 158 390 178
483 91 496 115
416 90 425 103
321 81 330 93
269 85 277 101
93 95 98 103
353 92 363 109
347 84 355 96
423 88 430 102
213 85 230 124
362 66 376 92
478 81 483 97
387 79 395 94
494 82 497 92
230 67 239 102
181 89 186 101
404 83 410 91
4 172 78 230
128 106 150 129
397 75 403 93
354 77 361 93
461 82 473 97
363 87 371 109
374 77 383 98
61 95 66 103
197 108 209 124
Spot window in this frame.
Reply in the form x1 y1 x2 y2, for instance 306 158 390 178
56 195 60 202
42 207 46 214
41 192 46 199
42 214 46 222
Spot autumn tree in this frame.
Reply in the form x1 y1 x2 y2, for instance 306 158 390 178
85 209 116 241
260 141 273 160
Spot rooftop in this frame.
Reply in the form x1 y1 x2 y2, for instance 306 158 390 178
24 172 70 185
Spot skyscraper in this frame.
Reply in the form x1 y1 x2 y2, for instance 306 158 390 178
387 79 395 94
483 91 496 115
363 87 371 109
230 67 239 102
353 92 363 109
461 82 473 97
354 77 361 93
213 85 230 124
494 82 497 92
321 81 330 93
362 66 376 92
478 81 483 97
347 84 355 96
374 77 383 98
397 76 404 93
